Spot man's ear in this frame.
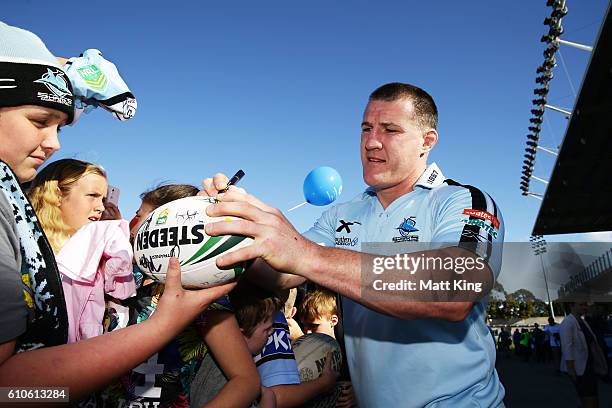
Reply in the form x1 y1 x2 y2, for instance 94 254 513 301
331 314 339 327
289 306 297 319
421 129 438 155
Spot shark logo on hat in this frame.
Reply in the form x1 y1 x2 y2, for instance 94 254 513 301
34 69 72 97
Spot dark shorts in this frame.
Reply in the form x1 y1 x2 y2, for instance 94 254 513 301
575 366 598 398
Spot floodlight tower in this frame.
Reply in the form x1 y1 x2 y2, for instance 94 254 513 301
530 235 555 318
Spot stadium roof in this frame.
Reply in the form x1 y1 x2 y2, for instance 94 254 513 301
533 5 612 235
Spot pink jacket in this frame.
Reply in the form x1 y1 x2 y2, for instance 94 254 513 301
56 220 136 343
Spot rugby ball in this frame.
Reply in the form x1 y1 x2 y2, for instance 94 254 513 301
133 196 252 288
292 333 344 408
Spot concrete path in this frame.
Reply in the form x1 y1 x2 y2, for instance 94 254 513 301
495 352 612 407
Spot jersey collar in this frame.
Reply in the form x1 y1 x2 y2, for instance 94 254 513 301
363 162 445 197
414 162 445 189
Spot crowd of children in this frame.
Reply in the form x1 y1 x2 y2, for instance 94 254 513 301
23 161 355 407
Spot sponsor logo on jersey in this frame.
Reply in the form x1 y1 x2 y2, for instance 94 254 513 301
463 208 500 229
463 218 498 238
335 236 359 247
461 230 490 242
336 219 361 233
335 219 360 246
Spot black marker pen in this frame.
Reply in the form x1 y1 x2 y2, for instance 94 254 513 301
219 169 245 193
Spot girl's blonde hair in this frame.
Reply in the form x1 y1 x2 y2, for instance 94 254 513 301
27 159 107 253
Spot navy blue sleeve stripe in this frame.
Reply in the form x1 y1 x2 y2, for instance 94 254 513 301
444 179 497 260
255 352 296 367
272 322 289 330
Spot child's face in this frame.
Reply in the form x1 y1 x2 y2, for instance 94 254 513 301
60 173 107 231
129 201 156 242
244 316 274 355
303 314 336 338
0 106 66 182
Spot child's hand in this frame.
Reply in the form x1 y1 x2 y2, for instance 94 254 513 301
320 351 340 392
259 386 277 408
151 258 237 332
101 202 122 220
287 317 304 341
336 381 356 408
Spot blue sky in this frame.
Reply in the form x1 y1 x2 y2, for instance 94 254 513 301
4 1 610 294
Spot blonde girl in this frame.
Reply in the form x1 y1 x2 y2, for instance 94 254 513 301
28 158 136 342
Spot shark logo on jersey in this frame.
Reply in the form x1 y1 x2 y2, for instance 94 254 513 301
397 217 418 236
393 217 419 242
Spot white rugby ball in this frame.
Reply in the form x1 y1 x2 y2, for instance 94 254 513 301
293 333 342 380
133 196 252 288
292 333 343 408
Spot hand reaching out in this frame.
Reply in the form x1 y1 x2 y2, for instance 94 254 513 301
336 381 356 408
320 351 340 393
151 258 237 332
101 202 122 220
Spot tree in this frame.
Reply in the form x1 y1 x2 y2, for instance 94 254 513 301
507 289 537 303
489 282 507 302
487 288 552 320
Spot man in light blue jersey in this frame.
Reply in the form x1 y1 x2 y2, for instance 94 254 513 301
204 83 505 407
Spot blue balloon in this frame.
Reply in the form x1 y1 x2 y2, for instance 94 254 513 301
303 166 343 206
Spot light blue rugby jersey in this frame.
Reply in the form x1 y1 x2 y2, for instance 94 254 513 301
303 163 505 408
253 311 301 387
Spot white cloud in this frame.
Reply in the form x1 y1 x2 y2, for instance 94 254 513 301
582 231 612 242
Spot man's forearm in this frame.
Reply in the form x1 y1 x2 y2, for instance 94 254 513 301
296 243 482 321
246 238 484 321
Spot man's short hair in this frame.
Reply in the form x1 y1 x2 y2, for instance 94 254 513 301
369 82 438 130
